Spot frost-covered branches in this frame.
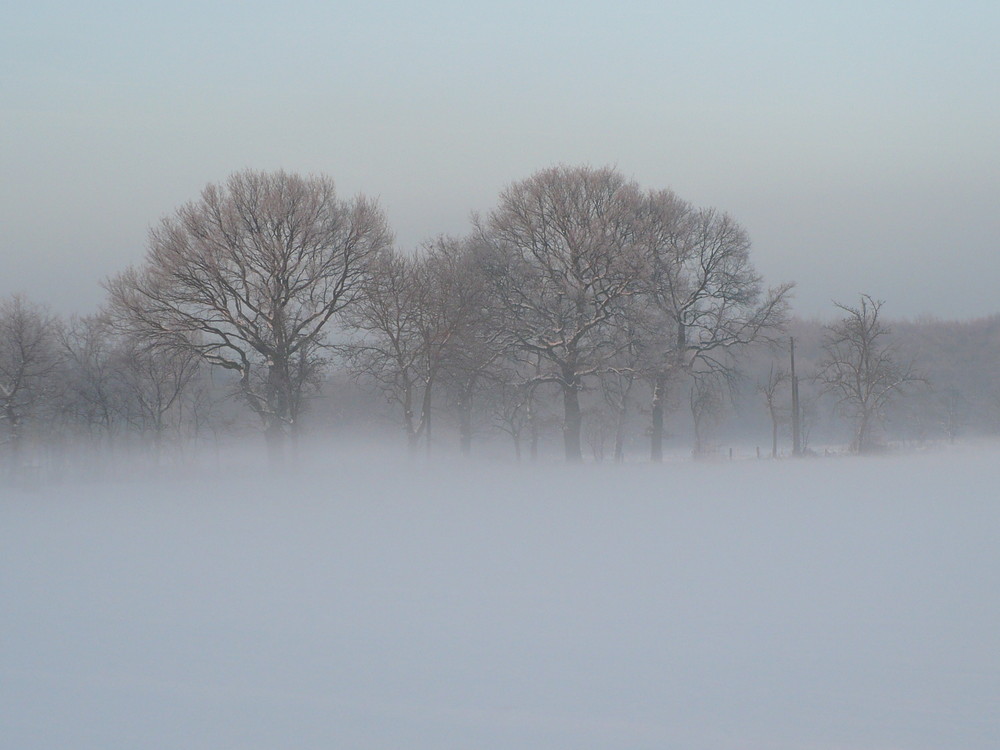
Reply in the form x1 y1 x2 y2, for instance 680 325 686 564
818 295 923 453
106 169 391 458
482 165 646 461
0 296 59 457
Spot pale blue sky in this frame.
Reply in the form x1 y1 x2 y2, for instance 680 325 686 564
2 0 998 318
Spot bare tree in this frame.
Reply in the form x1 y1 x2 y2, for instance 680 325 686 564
59 314 128 444
106 170 391 461
818 295 922 453
117 337 202 458
491 378 533 461
482 165 644 462
415 235 504 454
598 306 647 463
938 387 969 444
59 315 208 462
637 191 792 461
424 235 509 456
689 374 724 458
585 403 614 462
346 249 422 452
0 295 60 466
346 246 457 454
798 390 820 454
487 351 554 462
757 364 789 458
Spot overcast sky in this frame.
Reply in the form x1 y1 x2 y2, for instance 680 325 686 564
2 0 998 319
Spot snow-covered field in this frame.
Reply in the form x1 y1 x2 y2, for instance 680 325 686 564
3 445 1000 750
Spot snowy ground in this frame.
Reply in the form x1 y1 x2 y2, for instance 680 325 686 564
3 445 1000 750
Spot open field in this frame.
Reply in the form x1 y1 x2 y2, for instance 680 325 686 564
3 445 999 749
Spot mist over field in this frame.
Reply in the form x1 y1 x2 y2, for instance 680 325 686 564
3 3 999 745
4 443 999 750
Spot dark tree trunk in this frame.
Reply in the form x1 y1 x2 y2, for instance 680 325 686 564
527 390 539 462
529 418 539 461
421 379 433 457
5 407 23 472
402 381 418 457
267 361 290 425
153 424 164 467
264 419 286 467
614 405 626 463
263 361 290 467
651 322 686 462
650 372 666 463
458 392 473 456
562 371 582 462
856 411 872 454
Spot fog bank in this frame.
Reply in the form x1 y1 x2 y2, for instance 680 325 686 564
3 446 999 749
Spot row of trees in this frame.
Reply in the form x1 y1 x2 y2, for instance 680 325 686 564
105 170 393 461
106 166 792 462
0 296 214 465
753 297 924 457
0 166 934 468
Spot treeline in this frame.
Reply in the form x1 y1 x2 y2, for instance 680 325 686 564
1 166 995 472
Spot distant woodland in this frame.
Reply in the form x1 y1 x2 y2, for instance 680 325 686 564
2 167 997 473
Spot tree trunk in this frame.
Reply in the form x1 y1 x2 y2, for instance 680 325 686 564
263 361 290 467
527 391 539 462
562 371 583 462
458 390 473 456
264 419 286 467
153 424 163 467
421 379 433 457
402 381 418 456
5 407 23 474
614 406 626 463
856 411 872 454
650 372 666 463
267 361 290 427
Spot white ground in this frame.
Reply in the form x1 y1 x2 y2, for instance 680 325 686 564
3 445 999 750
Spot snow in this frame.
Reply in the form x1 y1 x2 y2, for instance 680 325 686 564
3 446 1000 749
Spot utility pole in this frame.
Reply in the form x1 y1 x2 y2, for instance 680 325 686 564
790 336 801 456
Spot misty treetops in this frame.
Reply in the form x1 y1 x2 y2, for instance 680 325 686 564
109 165 793 461
5 165 798 465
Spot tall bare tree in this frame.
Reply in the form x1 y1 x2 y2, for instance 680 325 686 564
117 337 202 456
757 364 790 458
689 373 725 457
637 191 792 461
59 314 127 443
0 295 60 465
489 353 551 462
818 295 922 453
344 248 430 452
597 301 649 463
347 236 494 454
432 235 508 455
106 170 391 460
482 165 644 462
